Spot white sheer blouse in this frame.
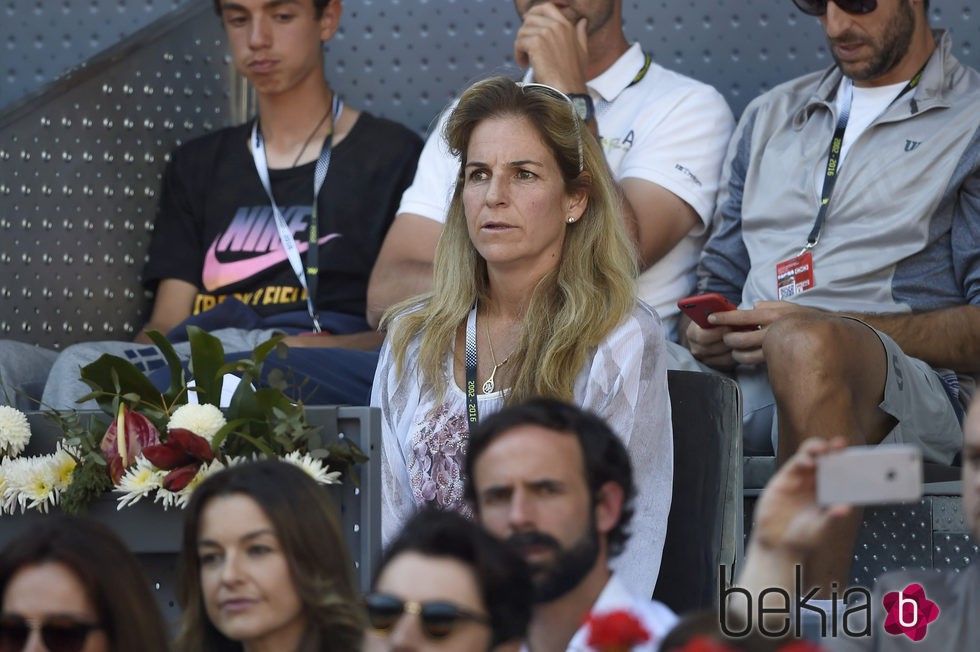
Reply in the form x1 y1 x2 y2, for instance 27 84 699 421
371 301 674 596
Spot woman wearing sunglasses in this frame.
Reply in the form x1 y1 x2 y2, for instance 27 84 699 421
373 75 673 597
175 460 365 652
365 509 532 652
0 515 170 652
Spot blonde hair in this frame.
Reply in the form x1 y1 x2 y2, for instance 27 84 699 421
384 76 637 403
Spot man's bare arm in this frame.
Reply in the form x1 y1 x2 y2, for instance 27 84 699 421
856 304 980 372
281 330 385 350
365 213 443 329
135 278 197 343
706 302 980 372
621 178 700 270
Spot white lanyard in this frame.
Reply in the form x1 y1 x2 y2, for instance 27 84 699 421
248 94 344 332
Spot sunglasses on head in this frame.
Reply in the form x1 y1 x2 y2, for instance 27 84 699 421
515 81 585 172
0 614 101 652
364 592 491 640
792 0 877 16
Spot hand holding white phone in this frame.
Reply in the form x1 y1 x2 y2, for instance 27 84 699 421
816 444 923 507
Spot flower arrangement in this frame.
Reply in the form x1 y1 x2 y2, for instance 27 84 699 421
0 327 365 515
586 609 651 652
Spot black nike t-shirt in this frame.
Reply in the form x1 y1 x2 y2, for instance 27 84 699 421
143 112 422 319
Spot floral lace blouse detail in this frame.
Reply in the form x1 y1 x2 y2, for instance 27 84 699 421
373 302 674 599
406 402 473 518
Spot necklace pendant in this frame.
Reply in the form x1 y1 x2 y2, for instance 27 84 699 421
482 362 501 394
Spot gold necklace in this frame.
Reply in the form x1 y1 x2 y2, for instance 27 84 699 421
291 105 332 167
482 320 510 394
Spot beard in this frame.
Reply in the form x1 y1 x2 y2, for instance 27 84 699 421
827 0 916 83
506 523 600 604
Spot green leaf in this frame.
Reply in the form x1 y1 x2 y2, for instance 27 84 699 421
186 326 225 406
79 354 166 415
60 461 112 515
225 430 277 458
209 418 250 452
144 329 189 406
324 440 369 488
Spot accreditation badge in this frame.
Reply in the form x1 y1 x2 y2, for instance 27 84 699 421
776 251 815 300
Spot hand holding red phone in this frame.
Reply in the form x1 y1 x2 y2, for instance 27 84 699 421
677 293 757 332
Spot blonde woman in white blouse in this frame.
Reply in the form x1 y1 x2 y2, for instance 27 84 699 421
372 76 673 597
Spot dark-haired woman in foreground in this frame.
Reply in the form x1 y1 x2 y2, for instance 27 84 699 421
176 460 365 652
0 515 170 652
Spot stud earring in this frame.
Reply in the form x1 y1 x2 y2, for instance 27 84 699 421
566 216 575 224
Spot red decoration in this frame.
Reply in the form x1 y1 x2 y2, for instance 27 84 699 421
586 610 651 652
99 404 161 484
142 428 215 491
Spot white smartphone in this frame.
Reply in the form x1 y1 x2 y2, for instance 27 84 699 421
816 444 923 507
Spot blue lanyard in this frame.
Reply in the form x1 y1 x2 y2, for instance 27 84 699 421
248 94 344 332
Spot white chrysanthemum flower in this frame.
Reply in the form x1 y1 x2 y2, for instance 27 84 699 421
0 406 32 457
1 457 34 514
0 457 19 514
168 403 226 443
50 444 77 492
171 458 227 509
222 455 250 468
17 456 60 513
281 450 342 486
114 456 165 509
153 486 179 511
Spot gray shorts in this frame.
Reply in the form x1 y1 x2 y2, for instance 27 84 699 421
665 324 964 463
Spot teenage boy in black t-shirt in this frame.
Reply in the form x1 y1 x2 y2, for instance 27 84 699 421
32 0 423 408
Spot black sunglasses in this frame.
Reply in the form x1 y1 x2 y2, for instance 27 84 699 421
0 615 101 652
792 0 877 16
364 593 491 640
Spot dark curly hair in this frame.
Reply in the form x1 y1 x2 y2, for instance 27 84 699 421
376 509 533 649
464 397 636 558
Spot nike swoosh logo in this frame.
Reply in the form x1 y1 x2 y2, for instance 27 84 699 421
202 233 342 291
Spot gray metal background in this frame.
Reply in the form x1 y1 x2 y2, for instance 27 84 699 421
1 1 977 349
0 0 977 597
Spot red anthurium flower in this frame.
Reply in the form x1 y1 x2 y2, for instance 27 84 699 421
100 404 161 484
140 442 195 470
161 462 203 492
142 428 214 492
167 428 215 462
586 610 651 652
142 428 214 470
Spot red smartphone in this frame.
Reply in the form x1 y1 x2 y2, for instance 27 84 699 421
677 293 744 330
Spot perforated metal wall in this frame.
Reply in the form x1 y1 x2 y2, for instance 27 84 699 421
5 1 977 123
1 1 978 349
0 4 231 348
1 0 192 109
